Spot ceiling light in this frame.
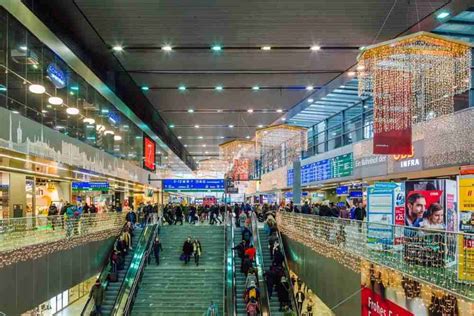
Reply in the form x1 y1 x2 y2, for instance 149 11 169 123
187 108 194 113
310 45 321 51
169 124 175 128
178 136 182 139
70 91 75 95
83 118 95 124
41 110 47 113
205 151 208 154
48 96 63 105
247 109 254 113
141 86 149 91
308 98 314 103
348 71 356 77
211 45 222 51
195 125 200 128
114 135 122 141
276 109 283 113
216 109 223 113
184 144 188 147
281 117 286 121
112 45 123 52
252 86 260 91
261 46 272 51
104 130 115 135
306 85 314 91
258 124 263 128
55 125 65 130
228 125 234 128
28 84 46 94
0 85 7 92
32 64 39 69
20 46 27 51
70 86 79 91
220 136 225 139
215 86 223 91
66 107 80 115
161 45 173 51
202 144 207 147
178 85 186 91
436 11 450 19
198 136 204 139
246 136 251 139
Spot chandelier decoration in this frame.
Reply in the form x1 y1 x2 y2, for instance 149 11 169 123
196 158 229 173
219 139 256 180
255 124 307 154
357 32 471 155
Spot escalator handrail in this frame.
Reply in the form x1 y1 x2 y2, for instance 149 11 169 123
122 218 160 315
250 212 271 316
228 212 238 316
276 227 300 315
80 221 128 316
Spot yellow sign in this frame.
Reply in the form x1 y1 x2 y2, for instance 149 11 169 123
459 177 474 211
458 235 474 282
458 176 474 281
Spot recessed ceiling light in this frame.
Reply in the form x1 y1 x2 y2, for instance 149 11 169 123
247 109 254 113
188 108 194 113
211 45 222 51
308 98 314 103
48 96 63 105
28 84 46 94
195 125 200 128
310 45 321 51
281 117 286 121
220 136 225 139
215 86 223 91
436 11 450 19
261 46 272 51
169 124 175 128
112 45 123 52
276 109 283 113
19 46 27 51
252 86 260 91
258 124 263 128
348 71 356 77
114 135 122 141
246 136 251 139
66 107 79 115
178 85 186 91
178 136 182 139
356 65 365 71
184 144 188 147
161 45 173 51
199 136 204 139
306 85 314 91
202 144 206 147
141 86 149 91
228 124 234 128
216 109 223 113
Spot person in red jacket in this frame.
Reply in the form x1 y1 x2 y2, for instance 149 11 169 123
245 245 256 262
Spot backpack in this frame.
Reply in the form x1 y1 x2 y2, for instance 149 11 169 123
248 287 257 300
246 302 258 315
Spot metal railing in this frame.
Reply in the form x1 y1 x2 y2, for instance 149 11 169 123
227 212 237 316
250 212 271 316
0 212 124 253
276 212 474 301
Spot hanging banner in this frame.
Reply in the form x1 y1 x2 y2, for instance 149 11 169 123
232 158 250 181
361 286 414 316
457 175 474 282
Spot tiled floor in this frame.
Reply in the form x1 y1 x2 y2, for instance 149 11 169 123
56 295 89 316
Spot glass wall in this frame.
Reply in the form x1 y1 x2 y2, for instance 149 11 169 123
0 8 150 167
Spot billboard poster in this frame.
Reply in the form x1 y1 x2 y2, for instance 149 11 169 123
457 175 474 282
143 135 156 171
404 180 445 229
232 158 250 181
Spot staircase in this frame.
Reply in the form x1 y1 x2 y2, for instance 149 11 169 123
132 224 225 315
233 228 248 315
258 228 284 316
102 227 143 315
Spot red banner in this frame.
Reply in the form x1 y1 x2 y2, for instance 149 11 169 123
361 286 413 316
232 158 249 181
373 128 412 155
143 136 156 171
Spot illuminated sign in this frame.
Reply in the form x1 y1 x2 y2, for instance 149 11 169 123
163 179 224 192
46 64 66 89
336 186 349 195
143 136 156 171
72 181 109 191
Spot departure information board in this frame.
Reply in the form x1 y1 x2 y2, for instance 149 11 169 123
163 179 224 192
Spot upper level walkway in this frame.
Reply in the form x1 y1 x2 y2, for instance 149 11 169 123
277 212 474 301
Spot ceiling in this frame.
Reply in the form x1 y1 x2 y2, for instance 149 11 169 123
65 0 449 162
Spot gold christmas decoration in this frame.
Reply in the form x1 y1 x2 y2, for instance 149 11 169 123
219 139 255 163
197 158 229 173
357 31 471 148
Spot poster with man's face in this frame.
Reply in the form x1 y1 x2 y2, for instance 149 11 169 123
405 180 445 229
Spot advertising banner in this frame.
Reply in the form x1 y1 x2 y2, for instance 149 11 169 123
404 180 445 229
361 286 414 316
457 175 474 282
143 136 156 171
232 158 250 181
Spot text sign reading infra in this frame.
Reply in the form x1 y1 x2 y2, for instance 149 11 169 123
163 179 225 191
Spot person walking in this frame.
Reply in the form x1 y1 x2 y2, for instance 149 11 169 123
182 236 193 264
296 288 305 313
48 202 58 230
175 205 184 225
193 238 202 266
152 237 163 265
125 207 137 225
89 279 104 315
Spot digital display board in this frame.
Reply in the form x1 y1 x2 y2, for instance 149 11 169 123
350 191 363 198
72 182 109 191
143 135 156 171
336 186 349 195
292 153 354 185
163 179 224 192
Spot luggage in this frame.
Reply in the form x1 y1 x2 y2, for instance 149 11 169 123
180 253 186 261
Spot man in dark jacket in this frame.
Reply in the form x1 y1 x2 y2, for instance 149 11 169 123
125 208 137 225
152 237 163 265
90 279 104 315
301 202 311 214
233 239 246 259
241 254 253 276
355 204 366 221
276 276 290 312
175 206 184 225
182 236 193 264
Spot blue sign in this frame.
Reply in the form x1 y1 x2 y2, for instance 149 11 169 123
72 181 109 191
46 64 66 89
108 111 121 124
287 169 294 187
163 179 224 191
336 186 349 195
349 191 363 198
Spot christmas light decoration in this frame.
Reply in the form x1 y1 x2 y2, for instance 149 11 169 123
357 32 471 154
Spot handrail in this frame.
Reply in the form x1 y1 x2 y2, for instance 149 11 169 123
228 212 237 316
251 212 271 316
276 223 300 315
110 223 156 315
80 220 128 316
222 209 229 316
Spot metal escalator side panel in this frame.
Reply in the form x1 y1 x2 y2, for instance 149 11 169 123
227 213 237 316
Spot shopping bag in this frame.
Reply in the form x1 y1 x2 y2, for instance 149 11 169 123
180 253 186 261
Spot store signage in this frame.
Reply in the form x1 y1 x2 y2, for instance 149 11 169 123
336 186 349 195
72 181 109 191
300 153 353 185
354 155 388 178
349 190 363 198
163 179 224 191
46 64 66 89
361 286 414 316
143 136 156 171
391 141 423 173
